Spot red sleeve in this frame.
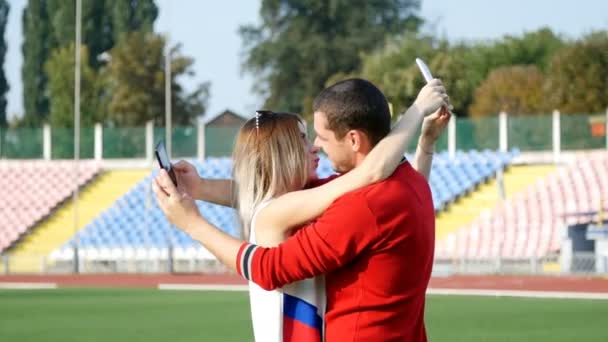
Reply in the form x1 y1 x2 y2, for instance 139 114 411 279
235 192 379 290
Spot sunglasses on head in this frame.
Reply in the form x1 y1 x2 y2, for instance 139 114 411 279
254 110 278 133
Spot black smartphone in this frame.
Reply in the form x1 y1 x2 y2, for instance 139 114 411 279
155 140 178 186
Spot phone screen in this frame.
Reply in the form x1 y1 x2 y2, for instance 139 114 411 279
155 140 178 186
156 141 170 169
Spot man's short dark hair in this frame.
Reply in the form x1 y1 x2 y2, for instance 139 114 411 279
313 78 391 146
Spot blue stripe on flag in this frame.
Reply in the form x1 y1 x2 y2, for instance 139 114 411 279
283 293 323 331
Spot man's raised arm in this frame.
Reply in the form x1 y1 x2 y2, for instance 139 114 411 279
412 108 451 180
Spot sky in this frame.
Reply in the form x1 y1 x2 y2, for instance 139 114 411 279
4 0 608 120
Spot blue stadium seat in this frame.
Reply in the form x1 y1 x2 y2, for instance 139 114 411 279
61 151 514 250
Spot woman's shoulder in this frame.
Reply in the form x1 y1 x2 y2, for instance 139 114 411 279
253 199 274 217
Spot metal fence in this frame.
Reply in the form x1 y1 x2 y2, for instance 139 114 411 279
432 253 598 276
1 112 606 159
0 250 601 276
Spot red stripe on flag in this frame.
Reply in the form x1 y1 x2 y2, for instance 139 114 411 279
283 316 321 342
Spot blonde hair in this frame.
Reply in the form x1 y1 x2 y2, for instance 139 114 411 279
232 112 309 240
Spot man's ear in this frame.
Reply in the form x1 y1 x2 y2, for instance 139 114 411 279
346 130 370 153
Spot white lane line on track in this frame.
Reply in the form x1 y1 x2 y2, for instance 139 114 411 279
0 282 58 289
158 284 608 300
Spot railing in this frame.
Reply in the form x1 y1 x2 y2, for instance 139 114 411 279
0 250 601 276
1 110 606 160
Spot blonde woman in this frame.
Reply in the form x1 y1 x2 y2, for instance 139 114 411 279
161 79 450 341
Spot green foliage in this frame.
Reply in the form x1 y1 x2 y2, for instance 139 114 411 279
45 43 107 127
21 0 158 126
106 31 210 126
46 0 110 69
240 0 422 119
347 27 567 117
439 28 563 116
106 0 157 43
545 31 608 114
473 28 565 74
354 33 445 115
470 65 547 116
21 0 52 125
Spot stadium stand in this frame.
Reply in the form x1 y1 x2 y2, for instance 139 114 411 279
8 170 149 272
0 161 100 252
436 151 608 259
429 150 517 211
435 164 557 241
47 150 517 262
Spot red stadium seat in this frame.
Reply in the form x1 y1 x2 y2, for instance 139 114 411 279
436 151 608 259
0 161 101 252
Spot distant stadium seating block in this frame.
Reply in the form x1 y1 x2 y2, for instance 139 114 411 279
0 161 100 251
436 151 608 259
53 150 516 258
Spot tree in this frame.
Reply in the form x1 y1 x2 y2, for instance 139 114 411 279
469 65 547 116
349 33 446 116
106 0 157 43
452 28 562 116
425 45 481 116
106 31 210 126
21 0 158 126
21 0 52 125
343 33 476 116
46 0 158 69
474 28 564 74
545 31 608 114
347 27 564 117
0 0 8 127
46 0 109 70
45 43 107 127
240 0 422 118
46 0 157 69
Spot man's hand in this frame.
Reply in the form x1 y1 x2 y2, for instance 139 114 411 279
420 107 451 146
152 169 203 235
173 160 203 199
411 81 452 180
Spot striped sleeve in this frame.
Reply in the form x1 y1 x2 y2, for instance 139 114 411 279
235 192 380 291
236 242 260 281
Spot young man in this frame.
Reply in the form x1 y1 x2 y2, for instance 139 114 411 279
153 78 450 341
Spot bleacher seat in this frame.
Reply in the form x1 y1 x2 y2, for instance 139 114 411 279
57 150 515 255
436 151 608 259
0 161 100 251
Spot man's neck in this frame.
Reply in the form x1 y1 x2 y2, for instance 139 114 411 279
353 152 369 168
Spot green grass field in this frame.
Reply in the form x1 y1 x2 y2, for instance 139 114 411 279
1 288 606 341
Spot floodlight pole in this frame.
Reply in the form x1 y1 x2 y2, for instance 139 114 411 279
165 35 172 159
72 0 82 273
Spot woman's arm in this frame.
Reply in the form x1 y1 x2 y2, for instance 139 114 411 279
256 80 449 233
172 160 236 208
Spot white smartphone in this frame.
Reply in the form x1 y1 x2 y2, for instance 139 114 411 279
416 57 453 114
415 58 433 83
